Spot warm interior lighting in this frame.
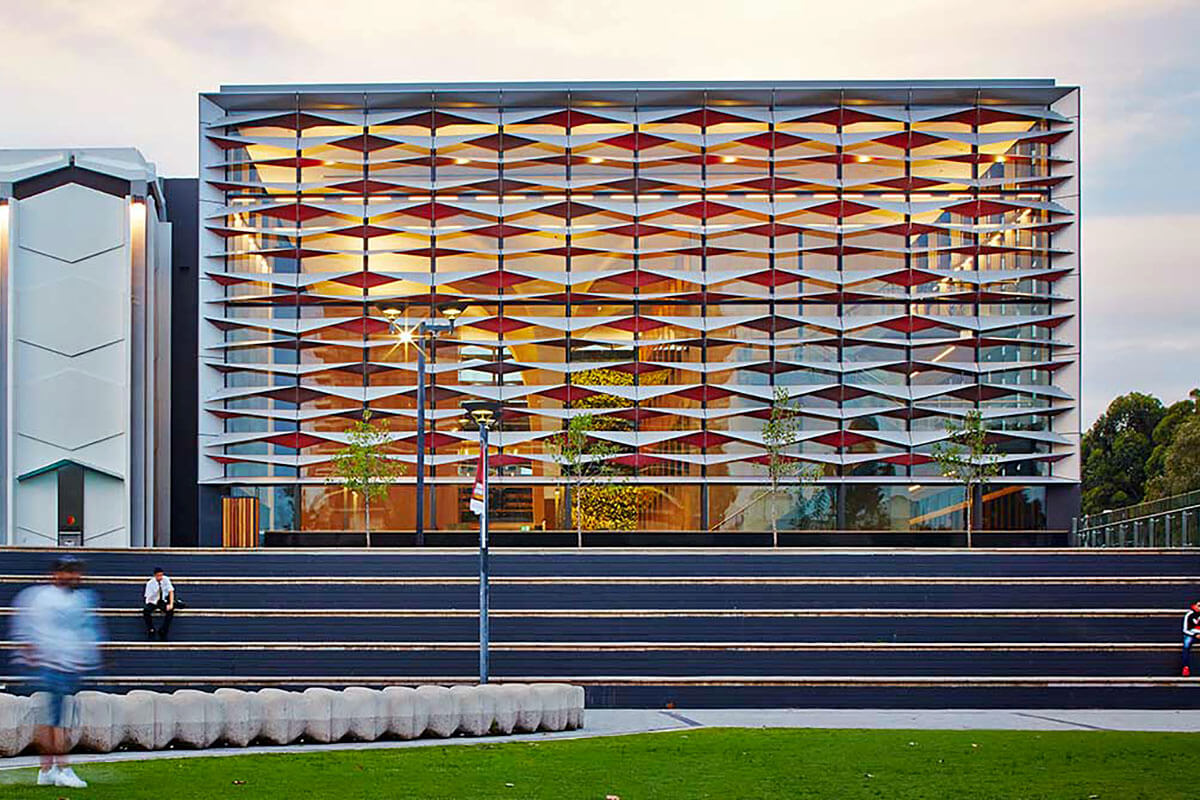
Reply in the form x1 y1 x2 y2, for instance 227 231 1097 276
454 158 470 165
721 156 738 163
398 326 415 345
855 155 873 163
909 485 923 493
931 346 955 363
587 157 604 164
996 156 1007 163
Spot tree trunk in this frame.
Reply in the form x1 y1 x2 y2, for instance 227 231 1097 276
965 481 972 549
575 482 582 549
770 482 778 548
365 492 372 549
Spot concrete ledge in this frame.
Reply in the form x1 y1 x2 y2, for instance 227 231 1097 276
213 688 260 747
0 694 33 757
0 683 584 755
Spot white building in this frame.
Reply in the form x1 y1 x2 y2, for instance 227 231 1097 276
0 149 172 547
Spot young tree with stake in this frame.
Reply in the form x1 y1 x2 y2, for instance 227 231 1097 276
932 409 1000 548
549 412 622 546
761 386 821 547
329 410 405 548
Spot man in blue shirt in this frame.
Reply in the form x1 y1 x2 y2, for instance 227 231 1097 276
11 556 104 788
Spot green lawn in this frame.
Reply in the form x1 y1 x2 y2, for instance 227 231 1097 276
2 728 1197 799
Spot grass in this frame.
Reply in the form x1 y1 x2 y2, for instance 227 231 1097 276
2 728 1198 799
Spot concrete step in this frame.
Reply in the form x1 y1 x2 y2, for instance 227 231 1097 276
0 642 1185 678
2 577 1194 610
1 549 1198 578
0 608 1183 644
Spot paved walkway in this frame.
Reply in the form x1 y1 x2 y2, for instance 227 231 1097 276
2 708 1197 771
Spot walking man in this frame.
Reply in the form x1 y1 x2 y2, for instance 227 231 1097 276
1182 600 1200 677
142 566 176 641
11 556 104 788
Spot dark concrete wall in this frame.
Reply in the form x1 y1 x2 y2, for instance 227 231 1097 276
163 179 199 547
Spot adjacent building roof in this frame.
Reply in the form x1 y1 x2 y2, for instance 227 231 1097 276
0 148 164 211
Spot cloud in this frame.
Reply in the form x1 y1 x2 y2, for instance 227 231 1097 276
1082 213 1200 421
0 0 1195 177
1 0 1196 424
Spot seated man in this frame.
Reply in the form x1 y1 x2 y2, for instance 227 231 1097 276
1183 600 1200 677
142 567 175 641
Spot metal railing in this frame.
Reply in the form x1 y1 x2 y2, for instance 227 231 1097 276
1074 490 1200 548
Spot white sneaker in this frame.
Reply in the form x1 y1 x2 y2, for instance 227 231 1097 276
55 767 87 788
36 766 59 785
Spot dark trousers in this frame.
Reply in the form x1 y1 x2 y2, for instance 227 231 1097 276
143 601 174 638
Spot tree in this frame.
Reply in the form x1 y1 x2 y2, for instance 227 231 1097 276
932 410 1000 547
1145 416 1200 500
1081 392 1165 514
1146 393 1198 484
549 412 622 545
328 411 404 548
760 386 822 547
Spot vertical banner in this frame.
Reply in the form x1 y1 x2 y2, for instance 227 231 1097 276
469 447 486 517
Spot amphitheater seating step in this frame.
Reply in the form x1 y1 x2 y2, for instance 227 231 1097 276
0 548 1195 708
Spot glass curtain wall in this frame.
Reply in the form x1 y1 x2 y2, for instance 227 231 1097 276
200 83 1078 535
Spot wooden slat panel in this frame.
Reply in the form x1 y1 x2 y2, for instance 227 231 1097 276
222 497 258 548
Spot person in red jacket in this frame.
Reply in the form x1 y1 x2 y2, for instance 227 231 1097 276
1183 601 1200 677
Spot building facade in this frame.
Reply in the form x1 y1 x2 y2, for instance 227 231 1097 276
0 149 173 546
198 80 1081 540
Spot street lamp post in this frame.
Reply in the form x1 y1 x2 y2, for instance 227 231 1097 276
380 302 465 547
463 399 501 684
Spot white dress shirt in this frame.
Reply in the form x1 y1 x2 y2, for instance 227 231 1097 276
144 576 175 606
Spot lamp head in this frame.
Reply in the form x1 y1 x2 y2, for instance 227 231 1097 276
377 303 405 334
439 302 466 321
462 399 502 428
438 302 466 331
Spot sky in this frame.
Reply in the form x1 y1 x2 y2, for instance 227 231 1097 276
0 0 1195 425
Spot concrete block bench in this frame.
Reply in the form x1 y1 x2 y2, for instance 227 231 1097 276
0 683 584 756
